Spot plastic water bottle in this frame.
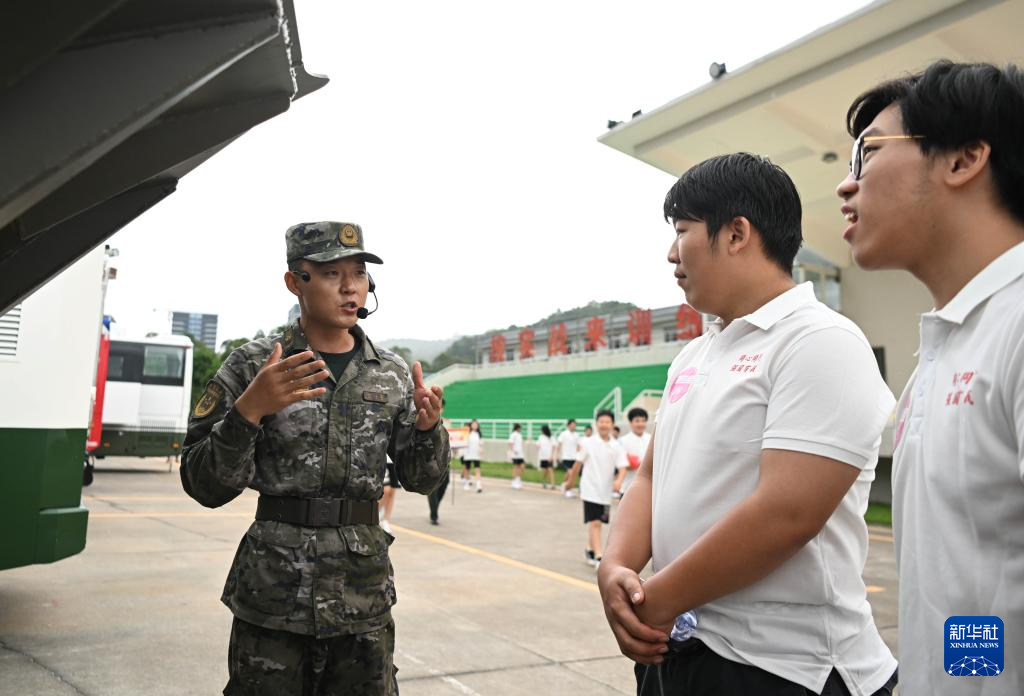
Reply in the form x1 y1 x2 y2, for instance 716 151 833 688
670 610 698 642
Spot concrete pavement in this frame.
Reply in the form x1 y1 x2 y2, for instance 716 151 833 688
0 458 898 695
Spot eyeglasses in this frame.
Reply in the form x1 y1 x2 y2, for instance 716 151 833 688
849 134 924 180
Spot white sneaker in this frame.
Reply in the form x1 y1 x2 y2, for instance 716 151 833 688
563 489 577 498
463 481 471 490
380 520 393 534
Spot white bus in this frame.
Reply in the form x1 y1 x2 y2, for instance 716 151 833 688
95 335 194 459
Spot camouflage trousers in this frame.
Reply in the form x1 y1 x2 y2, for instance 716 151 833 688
224 616 398 695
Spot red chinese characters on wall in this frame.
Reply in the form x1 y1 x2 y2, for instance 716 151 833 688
585 316 607 351
676 305 702 340
489 334 506 363
628 309 652 346
548 323 568 356
519 328 535 359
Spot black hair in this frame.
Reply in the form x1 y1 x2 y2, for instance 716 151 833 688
469 419 480 432
627 407 648 421
663 152 803 274
513 423 521 431
566 418 576 425
846 60 1024 226
594 409 615 422
541 425 552 437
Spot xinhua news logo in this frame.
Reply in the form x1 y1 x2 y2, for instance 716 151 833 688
945 616 1003 677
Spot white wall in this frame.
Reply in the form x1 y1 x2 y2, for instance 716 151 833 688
0 247 106 429
430 341 682 388
841 265 933 455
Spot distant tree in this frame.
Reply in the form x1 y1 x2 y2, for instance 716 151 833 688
429 335 477 371
389 345 414 364
219 337 250 362
254 329 266 339
187 333 222 407
271 323 289 335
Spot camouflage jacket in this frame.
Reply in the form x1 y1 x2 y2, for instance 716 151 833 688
181 320 449 638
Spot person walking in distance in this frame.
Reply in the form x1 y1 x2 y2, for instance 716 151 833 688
463 418 483 493
537 425 555 489
508 423 525 489
555 418 580 497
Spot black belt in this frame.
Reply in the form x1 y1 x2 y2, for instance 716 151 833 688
256 495 379 527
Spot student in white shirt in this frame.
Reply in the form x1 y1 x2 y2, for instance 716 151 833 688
599 153 897 696
537 425 555 489
554 419 580 496
613 407 650 497
462 419 483 493
507 423 525 489
837 60 1024 695
574 410 627 568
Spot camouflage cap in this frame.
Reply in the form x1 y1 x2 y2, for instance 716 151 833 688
285 221 384 265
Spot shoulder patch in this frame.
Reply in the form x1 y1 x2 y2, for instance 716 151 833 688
362 390 388 404
194 382 225 418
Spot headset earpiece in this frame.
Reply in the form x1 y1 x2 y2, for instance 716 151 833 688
290 269 311 282
367 273 376 293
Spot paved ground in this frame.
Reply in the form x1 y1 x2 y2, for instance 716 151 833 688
0 458 898 695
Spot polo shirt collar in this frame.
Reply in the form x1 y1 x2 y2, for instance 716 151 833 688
932 241 1024 325
741 282 816 331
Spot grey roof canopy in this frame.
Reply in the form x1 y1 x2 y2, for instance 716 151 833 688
0 0 328 314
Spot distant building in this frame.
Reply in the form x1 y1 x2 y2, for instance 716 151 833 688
288 303 300 324
171 311 218 350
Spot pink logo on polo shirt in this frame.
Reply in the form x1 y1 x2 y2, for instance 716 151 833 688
669 367 698 403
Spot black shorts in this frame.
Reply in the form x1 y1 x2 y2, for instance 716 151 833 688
559 459 575 471
634 639 898 696
463 459 481 469
583 500 609 524
385 461 401 489
539 459 553 469
512 458 524 465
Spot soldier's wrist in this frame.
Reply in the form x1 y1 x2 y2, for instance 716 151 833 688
233 395 263 426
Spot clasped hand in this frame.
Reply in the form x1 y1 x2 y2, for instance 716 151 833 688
597 563 671 665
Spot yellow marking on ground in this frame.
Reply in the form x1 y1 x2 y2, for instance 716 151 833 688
865 585 886 593
89 512 251 518
868 533 894 543
391 524 599 593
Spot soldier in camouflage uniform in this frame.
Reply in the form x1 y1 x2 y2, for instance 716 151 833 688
181 221 450 695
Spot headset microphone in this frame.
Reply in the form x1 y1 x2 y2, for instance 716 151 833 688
357 273 378 319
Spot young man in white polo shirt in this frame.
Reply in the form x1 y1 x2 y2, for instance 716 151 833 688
570 410 627 568
613 407 650 498
837 60 1024 695
598 153 898 695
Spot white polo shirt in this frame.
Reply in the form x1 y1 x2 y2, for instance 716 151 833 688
892 241 1024 696
652 282 896 695
465 431 482 460
557 429 579 460
618 430 651 493
508 431 524 459
579 435 627 505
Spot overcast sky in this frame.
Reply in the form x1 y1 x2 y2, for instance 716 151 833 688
103 0 872 346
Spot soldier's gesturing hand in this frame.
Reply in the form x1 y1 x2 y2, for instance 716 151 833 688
412 361 444 431
234 343 329 426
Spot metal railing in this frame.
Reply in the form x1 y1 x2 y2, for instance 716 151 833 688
592 386 622 421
